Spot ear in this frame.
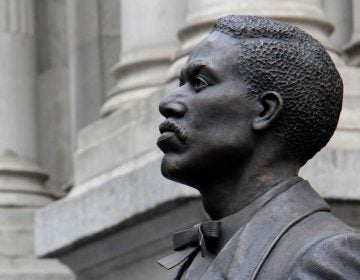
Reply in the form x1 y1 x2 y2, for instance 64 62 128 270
252 91 283 131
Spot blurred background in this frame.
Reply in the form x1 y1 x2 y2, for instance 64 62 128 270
0 0 359 279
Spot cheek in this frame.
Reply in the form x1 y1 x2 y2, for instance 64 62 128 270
192 120 255 155
187 99 236 131
191 89 252 121
190 108 253 141
186 90 256 145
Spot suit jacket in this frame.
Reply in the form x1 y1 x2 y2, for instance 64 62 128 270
173 180 360 279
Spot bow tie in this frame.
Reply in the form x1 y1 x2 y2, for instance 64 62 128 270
157 221 221 270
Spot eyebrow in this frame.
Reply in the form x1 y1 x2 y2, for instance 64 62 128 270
180 62 219 82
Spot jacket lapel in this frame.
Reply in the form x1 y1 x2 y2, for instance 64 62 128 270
201 180 330 280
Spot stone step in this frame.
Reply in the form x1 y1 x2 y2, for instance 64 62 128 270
0 258 75 280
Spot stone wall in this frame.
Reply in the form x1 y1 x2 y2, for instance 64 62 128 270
0 0 357 279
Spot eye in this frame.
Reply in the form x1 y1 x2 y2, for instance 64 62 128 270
192 76 209 92
179 78 185 87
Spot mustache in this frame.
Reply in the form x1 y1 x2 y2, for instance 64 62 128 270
159 119 188 143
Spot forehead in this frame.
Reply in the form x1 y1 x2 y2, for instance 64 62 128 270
183 31 240 75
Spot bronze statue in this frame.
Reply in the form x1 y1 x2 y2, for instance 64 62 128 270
157 15 360 279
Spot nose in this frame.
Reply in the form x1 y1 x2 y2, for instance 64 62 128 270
159 90 186 118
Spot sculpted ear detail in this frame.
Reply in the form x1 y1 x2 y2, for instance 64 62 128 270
252 91 283 131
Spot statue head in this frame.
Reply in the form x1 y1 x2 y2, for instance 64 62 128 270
212 15 343 166
158 15 342 190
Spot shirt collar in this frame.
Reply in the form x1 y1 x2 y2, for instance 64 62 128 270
217 176 303 251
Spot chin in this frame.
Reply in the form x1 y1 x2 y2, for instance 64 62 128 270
160 156 190 185
161 157 181 181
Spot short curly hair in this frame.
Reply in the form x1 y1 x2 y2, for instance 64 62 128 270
213 15 343 166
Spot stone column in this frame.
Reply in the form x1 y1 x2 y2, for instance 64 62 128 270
35 1 199 279
323 0 353 48
66 0 187 194
0 0 51 207
0 1 74 279
344 0 360 66
100 0 186 116
169 0 343 83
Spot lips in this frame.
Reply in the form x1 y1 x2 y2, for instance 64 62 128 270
158 119 188 144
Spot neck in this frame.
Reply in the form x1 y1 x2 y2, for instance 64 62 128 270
198 140 299 220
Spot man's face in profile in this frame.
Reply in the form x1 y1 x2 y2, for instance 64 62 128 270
158 31 259 188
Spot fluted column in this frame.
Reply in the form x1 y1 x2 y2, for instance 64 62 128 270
168 0 343 83
0 0 51 207
344 0 360 66
323 0 353 48
100 0 186 116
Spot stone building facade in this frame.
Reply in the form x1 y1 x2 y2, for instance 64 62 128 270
0 0 358 279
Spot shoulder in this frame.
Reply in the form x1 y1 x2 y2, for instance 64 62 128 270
258 211 360 279
289 231 360 279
